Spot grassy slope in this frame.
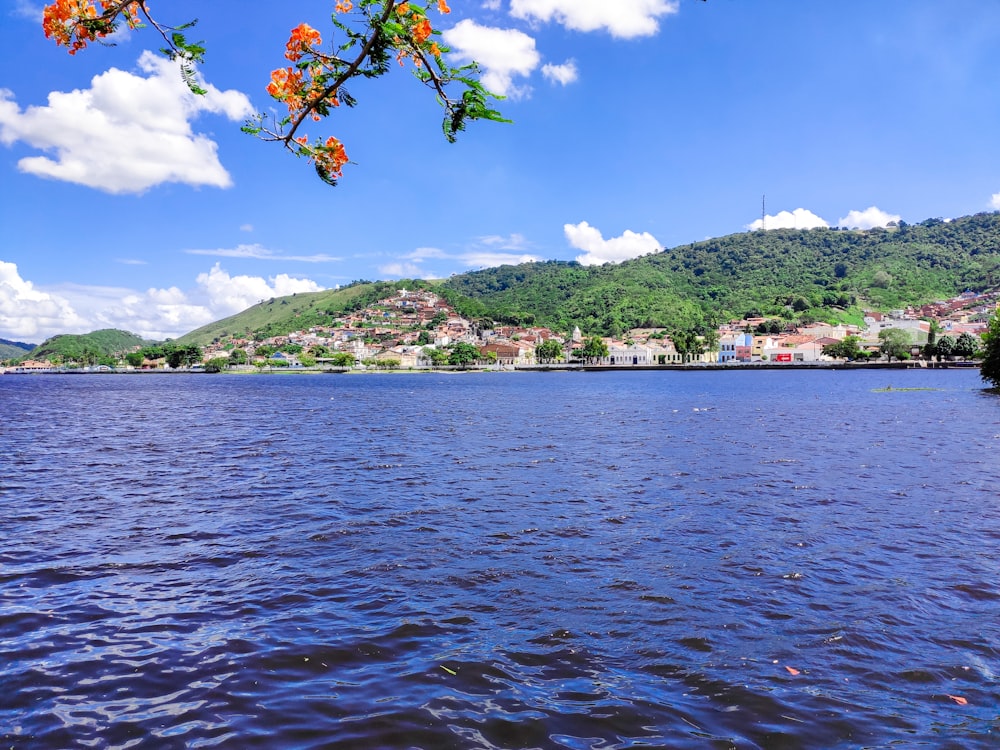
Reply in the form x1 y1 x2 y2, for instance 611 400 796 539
172 281 446 347
173 286 370 347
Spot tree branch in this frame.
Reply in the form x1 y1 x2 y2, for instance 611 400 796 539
282 1 399 148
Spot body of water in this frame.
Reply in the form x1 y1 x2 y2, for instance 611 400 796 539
1 369 998 748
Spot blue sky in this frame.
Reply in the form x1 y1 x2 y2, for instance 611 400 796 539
2 0 1000 342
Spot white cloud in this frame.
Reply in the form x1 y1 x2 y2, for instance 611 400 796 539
58 282 217 341
460 234 539 267
481 0 502 10
462 251 541 268
405 247 449 261
194 264 324 318
0 262 326 342
542 60 579 86
13 1 42 20
0 52 253 193
184 243 341 263
747 208 829 231
475 233 530 250
240 224 254 233
443 20 540 98
387 235 540 276
378 262 436 279
990 193 1000 210
565 221 661 265
510 0 679 38
838 206 902 230
0 261 87 340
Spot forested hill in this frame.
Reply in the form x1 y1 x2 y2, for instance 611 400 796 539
0 338 34 360
440 213 1000 335
26 329 149 362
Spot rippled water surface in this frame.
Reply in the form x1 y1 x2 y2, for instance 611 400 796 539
2 369 999 749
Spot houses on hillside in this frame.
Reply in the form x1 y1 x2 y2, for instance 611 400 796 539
197 285 992 369
21 288 981 373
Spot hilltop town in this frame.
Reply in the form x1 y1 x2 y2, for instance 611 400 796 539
7 286 995 374
183 287 999 368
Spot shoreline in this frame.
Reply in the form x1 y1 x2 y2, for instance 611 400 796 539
2 361 982 376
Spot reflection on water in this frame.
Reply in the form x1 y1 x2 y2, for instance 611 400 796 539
2 370 999 748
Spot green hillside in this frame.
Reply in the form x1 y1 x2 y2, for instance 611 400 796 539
440 213 1000 335
165 212 1000 344
0 338 34 361
173 279 442 347
26 329 149 363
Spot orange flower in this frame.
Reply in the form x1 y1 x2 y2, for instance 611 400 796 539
412 18 432 45
437 0 450 13
396 2 410 16
284 22 322 62
267 67 306 114
315 137 349 179
334 1 353 12
44 0 142 53
43 0 98 52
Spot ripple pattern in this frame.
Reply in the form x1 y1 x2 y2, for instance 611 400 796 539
1 370 999 748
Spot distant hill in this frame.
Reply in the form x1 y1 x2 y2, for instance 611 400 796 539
0 338 35 361
439 212 1000 335
26 329 149 362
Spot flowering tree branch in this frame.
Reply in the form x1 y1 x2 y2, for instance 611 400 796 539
42 0 508 186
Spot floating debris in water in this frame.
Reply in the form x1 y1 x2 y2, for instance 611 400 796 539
872 387 940 392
